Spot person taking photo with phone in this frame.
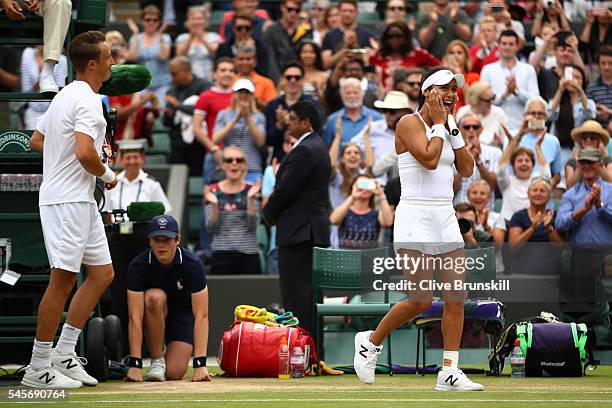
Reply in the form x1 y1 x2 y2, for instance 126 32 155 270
329 174 393 249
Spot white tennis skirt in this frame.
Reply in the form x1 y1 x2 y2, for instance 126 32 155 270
393 198 463 255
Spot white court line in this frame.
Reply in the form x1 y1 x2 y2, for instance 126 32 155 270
2 398 612 404
67 390 612 395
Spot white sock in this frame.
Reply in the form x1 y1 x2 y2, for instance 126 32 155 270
30 340 53 371
442 350 459 371
41 60 56 78
54 323 81 355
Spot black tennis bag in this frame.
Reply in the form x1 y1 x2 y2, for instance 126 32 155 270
488 313 597 377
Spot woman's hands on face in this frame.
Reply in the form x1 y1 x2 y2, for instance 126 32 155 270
427 89 447 125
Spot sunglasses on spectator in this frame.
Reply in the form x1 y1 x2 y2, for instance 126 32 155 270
144 18 159 23
387 6 405 11
285 74 303 81
387 34 404 39
224 157 246 164
480 95 495 102
581 134 600 141
461 124 482 130
235 25 252 32
285 6 301 13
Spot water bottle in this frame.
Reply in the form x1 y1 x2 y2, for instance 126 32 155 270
510 339 525 378
290 346 305 379
278 336 290 380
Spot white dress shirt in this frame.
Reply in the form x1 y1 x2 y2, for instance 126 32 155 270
480 59 540 133
350 119 396 185
102 169 172 215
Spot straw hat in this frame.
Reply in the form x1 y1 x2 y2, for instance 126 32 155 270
570 120 610 146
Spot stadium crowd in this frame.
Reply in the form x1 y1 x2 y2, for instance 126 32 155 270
3 0 612 269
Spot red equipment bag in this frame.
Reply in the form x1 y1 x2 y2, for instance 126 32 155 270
217 321 318 377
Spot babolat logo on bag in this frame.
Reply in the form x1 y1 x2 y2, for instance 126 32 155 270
541 362 566 367
517 322 587 377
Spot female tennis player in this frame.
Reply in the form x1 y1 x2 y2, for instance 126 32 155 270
353 67 483 391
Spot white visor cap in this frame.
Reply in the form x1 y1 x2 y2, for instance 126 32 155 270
421 69 465 92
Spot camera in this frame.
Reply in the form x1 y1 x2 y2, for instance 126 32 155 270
546 0 555 8
491 5 504 13
458 218 472 235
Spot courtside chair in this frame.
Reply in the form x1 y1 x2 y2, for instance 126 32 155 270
312 246 393 372
413 246 505 374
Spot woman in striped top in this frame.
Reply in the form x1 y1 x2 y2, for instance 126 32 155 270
212 79 266 183
203 146 261 275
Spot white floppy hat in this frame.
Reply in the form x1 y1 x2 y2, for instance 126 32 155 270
232 78 255 93
373 91 411 110
421 69 465 92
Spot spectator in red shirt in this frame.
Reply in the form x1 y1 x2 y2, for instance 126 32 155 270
219 0 271 42
369 22 439 92
193 57 236 185
469 16 499 74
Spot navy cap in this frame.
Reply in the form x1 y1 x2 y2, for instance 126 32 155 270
148 215 179 238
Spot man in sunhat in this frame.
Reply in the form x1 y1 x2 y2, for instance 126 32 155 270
126 215 211 382
565 120 611 189
350 90 413 185
556 148 612 244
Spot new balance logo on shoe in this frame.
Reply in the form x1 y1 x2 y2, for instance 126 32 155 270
62 358 77 370
39 372 55 384
445 375 459 386
359 345 368 359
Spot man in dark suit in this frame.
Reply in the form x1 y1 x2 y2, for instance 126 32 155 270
263 101 331 334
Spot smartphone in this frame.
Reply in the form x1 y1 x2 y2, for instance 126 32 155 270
564 66 573 80
528 118 546 130
357 179 376 191
491 5 504 13
350 48 367 55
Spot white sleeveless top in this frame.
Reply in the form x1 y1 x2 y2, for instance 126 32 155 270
397 113 456 203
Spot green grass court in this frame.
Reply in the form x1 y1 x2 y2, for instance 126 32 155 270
2 366 612 407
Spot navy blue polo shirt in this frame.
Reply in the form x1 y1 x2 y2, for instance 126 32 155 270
127 246 207 313
322 26 373 53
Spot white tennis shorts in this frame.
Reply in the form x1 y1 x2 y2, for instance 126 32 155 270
393 199 463 255
40 202 112 272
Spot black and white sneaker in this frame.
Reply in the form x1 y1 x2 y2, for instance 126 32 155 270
21 365 82 389
51 350 98 386
353 330 382 384
435 368 484 391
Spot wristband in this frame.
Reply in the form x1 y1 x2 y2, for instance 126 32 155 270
193 356 207 368
127 356 142 368
449 133 466 150
100 165 116 183
430 124 447 140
